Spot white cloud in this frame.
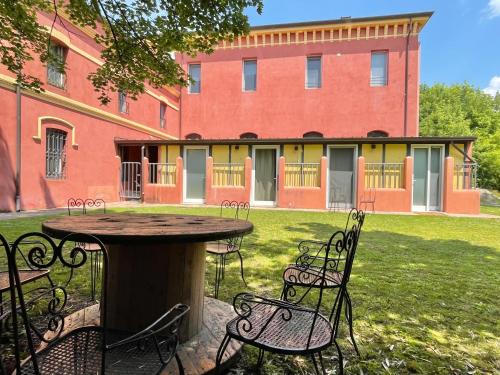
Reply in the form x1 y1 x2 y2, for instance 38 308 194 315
483 76 500 96
487 0 500 18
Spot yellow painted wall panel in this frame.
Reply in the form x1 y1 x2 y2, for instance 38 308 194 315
284 144 302 162
231 145 248 163
385 144 406 163
159 145 167 163
304 144 323 163
212 145 229 163
167 145 180 162
362 144 383 163
450 144 465 163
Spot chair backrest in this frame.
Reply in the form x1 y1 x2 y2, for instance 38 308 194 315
219 201 250 249
7 232 108 374
236 202 250 221
67 198 106 216
67 198 85 215
345 208 365 234
219 200 239 218
84 198 106 214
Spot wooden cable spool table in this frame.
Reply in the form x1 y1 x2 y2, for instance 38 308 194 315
42 213 253 374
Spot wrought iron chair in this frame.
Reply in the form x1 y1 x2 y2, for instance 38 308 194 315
216 223 362 375
67 198 106 301
359 188 376 213
207 200 250 299
5 231 190 375
281 208 365 356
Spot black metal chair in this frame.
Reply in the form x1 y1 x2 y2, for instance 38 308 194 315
216 222 362 375
359 188 376 213
207 200 250 299
67 198 106 301
3 231 189 375
281 208 365 356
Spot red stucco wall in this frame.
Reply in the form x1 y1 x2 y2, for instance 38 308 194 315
442 157 480 215
179 36 420 139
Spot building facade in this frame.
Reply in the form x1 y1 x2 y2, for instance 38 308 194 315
0 11 480 214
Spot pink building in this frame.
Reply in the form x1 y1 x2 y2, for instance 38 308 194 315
0 11 480 214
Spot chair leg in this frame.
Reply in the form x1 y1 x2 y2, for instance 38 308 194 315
318 352 327 375
215 334 231 374
214 255 221 299
256 348 265 368
175 353 185 375
236 251 247 286
310 354 321 375
345 290 360 357
333 338 344 375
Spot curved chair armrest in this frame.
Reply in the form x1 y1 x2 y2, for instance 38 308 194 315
297 239 328 251
232 292 316 317
106 304 190 350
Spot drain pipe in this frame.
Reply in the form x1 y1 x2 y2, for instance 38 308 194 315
403 17 413 137
15 83 22 212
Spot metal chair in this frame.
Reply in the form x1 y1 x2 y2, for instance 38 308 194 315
359 188 376 213
67 198 106 301
281 208 365 357
4 231 190 375
216 222 363 375
207 200 250 299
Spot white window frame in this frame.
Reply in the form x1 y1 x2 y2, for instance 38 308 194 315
242 59 257 92
370 51 388 87
306 56 322 89
188 63 201 94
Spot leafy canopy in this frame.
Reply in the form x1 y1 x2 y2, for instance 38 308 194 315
0 0 263 104
420 83 500 189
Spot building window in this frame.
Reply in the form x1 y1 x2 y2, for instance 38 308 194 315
118 91 129 113
46 129 67 179
240 132 258 139
306 56 321 88
47 44 66 89
188 64 201 93
303 131 323 138
243 60 257 91
185 133 202 140
371 51 388 87
160 103 166 128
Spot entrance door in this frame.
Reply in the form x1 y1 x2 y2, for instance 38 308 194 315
329 147 355 210
412 146 442 211
184 148 207 202
120 162 141 199
253 148 277 206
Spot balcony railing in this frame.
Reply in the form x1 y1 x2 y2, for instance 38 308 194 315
365 162 404 189
454 163 477 190
285 163 321 187
213 163 245 186
148 163 176 185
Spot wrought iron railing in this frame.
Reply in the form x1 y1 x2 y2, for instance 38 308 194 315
148 163 176 185
454 163 477 190
284 163 321 187
365 162 404 189
213 163 245 186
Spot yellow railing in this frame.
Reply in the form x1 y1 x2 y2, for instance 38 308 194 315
454 163 477 190
213 163 245 186
285 163 321 187
365 163 403 189
149 163 176 185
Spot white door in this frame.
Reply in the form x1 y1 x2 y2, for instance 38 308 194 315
252 147 278 206
184 148 207 203
412 146 443 211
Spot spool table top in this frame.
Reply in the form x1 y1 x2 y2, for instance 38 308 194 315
42 213 253 244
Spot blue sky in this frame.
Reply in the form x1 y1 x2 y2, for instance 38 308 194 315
246 0 500 95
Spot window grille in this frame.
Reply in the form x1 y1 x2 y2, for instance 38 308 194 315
47 44 66 88
46 129 67 179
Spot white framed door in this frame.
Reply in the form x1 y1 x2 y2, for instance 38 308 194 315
412 145 444 212
251 146 279 206
183 146 208 203
327 145 358 210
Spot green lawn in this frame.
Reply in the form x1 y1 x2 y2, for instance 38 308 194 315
1 207 499 374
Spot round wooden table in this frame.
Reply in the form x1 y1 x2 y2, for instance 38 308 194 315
42 213 253 343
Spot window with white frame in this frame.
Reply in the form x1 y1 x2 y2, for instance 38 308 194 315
370 51 388 87
160 103 166 128
47 44 66 88
243 60 257 91
306 56 322 88
118 91 129 113
46 129 67 179
188 64 201 93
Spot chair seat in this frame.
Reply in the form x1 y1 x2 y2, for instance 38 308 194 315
282 265 342 288
227 303 332 354
19 327 170 375
0 269 50 293
206 242 239 254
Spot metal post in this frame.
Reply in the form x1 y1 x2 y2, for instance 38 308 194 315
15 84 22 211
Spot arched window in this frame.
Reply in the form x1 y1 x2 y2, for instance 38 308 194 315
303 131 323 138
367 130 389 137
240 132 258 139
185 133 202 140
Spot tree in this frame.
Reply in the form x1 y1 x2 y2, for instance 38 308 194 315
0 0 263 104
420 83 500 190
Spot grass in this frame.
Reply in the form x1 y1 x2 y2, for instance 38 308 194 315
1 207 499 374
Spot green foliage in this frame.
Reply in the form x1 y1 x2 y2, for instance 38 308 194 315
0 0 263 104
420 83 500 189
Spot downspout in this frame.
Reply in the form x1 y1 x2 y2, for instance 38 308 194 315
15 83 22 212
403 17 413 137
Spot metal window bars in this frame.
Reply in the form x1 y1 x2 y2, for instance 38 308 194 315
45 129 67 179
148 163 176 185
454 163 478 190
284 163 321 187
364 162 403 189
212 163 245 186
